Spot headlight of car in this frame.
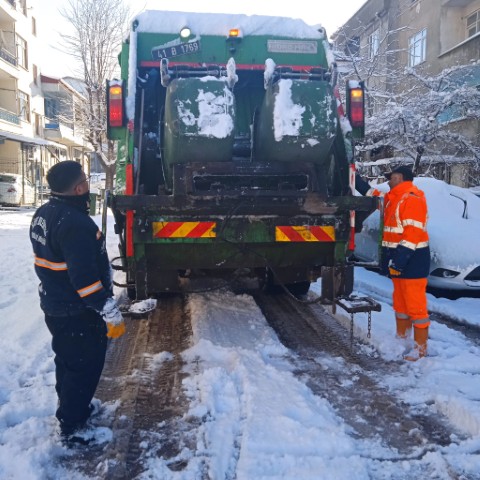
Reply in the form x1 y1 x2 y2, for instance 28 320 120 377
430 268 460 278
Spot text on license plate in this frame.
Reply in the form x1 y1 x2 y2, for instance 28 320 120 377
152 40 200 60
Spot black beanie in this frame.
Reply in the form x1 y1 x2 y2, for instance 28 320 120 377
47 161 84 193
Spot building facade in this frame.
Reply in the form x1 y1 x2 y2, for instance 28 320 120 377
333 0 480 187
41 75 90 165
0 0 91 204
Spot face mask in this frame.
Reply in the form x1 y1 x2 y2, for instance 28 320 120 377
65 191 91 213
78 190 91 202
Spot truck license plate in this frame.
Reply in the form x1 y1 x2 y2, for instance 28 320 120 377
152 40 200 60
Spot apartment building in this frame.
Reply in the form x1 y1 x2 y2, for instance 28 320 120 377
0 0 91 204
41 75 90 164
333 0 480 186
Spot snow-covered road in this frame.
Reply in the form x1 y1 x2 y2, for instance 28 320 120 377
0 210 479 479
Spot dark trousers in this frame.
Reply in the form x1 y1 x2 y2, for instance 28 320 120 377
45 309 107 430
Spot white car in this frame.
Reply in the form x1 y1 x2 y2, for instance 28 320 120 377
0 173 36 206
355 177 480 291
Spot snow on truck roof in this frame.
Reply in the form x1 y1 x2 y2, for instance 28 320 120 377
133 10 325 39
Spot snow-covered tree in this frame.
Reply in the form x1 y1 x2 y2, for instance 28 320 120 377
59 0 130 190
365 65 480 176
332 0 480 186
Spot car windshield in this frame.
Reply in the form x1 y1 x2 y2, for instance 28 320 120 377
0 175 16 183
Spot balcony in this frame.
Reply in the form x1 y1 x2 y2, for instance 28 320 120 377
0 47 16 67
0 30 17 70
439 33 480 63
0 1 17 17
44 117 84 147
0 106 19 124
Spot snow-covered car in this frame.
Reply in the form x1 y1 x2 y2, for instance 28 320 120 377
354 177 480 291
0 173 35 206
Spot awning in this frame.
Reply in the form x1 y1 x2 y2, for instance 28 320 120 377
0 130 67 149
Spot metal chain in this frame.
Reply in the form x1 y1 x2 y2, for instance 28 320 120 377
350 313 354 349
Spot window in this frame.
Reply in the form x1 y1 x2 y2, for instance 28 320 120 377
467 10 480 38
44 98 58 119
35 113 41 135
368 29 380 58
18 0 27 16
33 64 38 85
345 36 360 56
16 34 28 69
18 90 30 122
408 28 427 67
32 17 37 36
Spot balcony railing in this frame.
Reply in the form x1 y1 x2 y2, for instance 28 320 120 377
0 107 19 124
45 115 74 132
0 47 17 67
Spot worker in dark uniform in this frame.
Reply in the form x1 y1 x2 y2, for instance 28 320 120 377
30 161 125 444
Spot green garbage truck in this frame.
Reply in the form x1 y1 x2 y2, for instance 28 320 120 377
106 10 376 300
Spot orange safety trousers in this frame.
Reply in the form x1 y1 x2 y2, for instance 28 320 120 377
391 278 430 328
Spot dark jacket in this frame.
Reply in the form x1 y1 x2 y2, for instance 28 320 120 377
30 195 112 316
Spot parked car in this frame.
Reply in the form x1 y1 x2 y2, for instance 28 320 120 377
0 173 35 206
355 177 480 291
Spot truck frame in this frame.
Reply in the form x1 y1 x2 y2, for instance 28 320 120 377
106 11 376 301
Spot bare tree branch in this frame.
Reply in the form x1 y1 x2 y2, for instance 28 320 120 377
59 0 130 189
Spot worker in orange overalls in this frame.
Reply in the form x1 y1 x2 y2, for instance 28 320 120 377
356 166 430 361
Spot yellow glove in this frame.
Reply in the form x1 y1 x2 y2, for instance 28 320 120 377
389 266 402 277
106 321 126 339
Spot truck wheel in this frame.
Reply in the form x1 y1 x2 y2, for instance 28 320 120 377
127 286 136 301
262 269 310 297
285 281 310 297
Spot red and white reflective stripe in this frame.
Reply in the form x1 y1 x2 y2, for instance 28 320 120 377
402 218 427 230
348 210 356 251
384 225 404 233
367 188 385 197
125 163 134 258
34 256 67 271
77 280 103 298
349 163 355 195
333 85 346 118
348 163 356 251
412 318 430 327
382 240 429 249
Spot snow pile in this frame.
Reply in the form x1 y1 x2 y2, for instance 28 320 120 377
184 81 235 139
264 58 276 89
273 79 305 141
0 210 480 478
418 178 480 270
360 177 480 270
134 11 325 39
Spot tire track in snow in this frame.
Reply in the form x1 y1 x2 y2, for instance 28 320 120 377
64 295 194 479
254 292 462 458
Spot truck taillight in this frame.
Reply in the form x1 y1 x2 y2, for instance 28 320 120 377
108 83 124 128
348 88 364 128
